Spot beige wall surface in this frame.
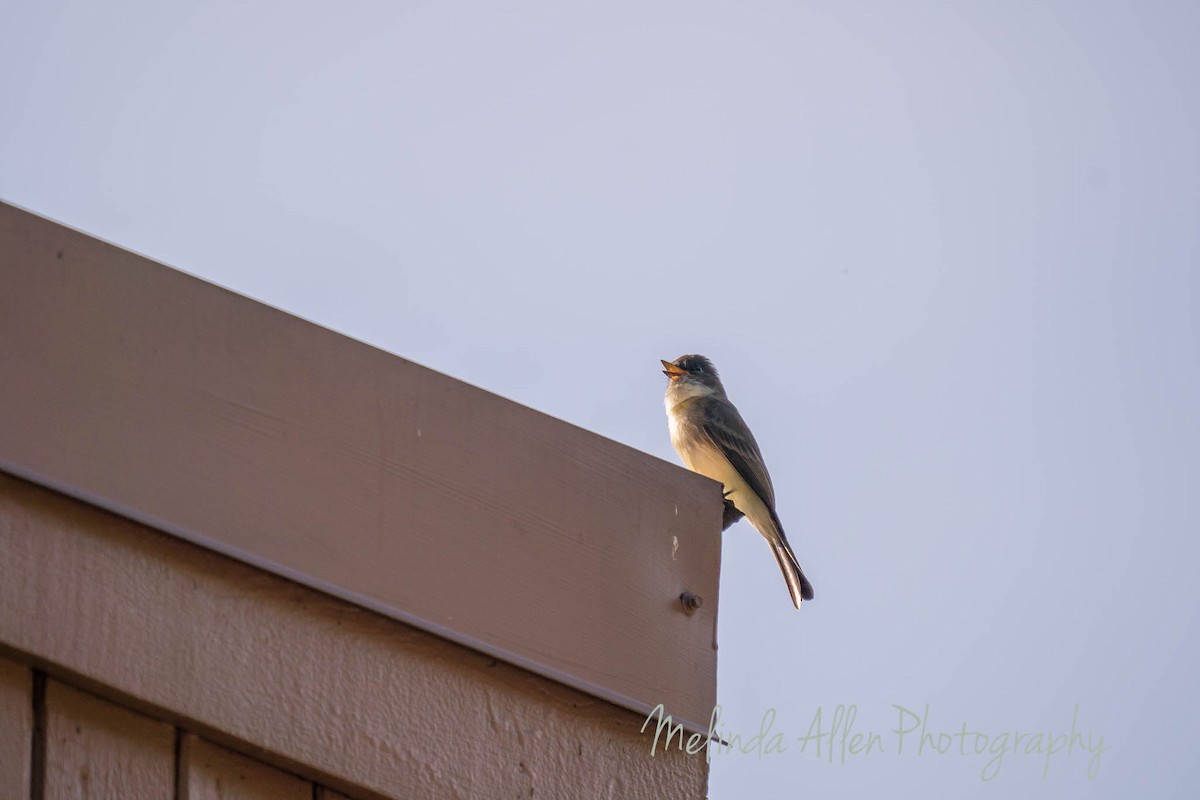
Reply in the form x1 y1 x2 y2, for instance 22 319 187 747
0 474 709 799
0 200 721 731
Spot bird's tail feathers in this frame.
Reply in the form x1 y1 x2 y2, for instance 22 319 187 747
766 508 815 609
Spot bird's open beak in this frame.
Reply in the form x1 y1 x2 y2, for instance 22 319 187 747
661 359 687 380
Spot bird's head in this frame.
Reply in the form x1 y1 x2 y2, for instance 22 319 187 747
661 354 725 397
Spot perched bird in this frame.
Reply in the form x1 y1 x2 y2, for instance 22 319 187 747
662 354 814 609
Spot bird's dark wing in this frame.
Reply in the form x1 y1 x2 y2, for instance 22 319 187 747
698 397 777 510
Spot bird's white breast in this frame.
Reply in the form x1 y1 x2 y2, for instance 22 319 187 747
664 384 776 537
664 382 715 455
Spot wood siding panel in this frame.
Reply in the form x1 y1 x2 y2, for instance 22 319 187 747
0 202 721 729
43 681 174 799
0 658 32 797
182 736 310 800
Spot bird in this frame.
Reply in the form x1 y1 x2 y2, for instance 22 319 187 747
662 354 814 609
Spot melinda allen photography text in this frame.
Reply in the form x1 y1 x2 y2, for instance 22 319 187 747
641 703 1106 782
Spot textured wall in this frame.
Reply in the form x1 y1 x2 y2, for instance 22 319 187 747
0 474 708 799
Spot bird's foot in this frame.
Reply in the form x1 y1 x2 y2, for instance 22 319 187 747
721 494 744 531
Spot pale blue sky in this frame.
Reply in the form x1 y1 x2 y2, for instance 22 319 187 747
4 1 1198 797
